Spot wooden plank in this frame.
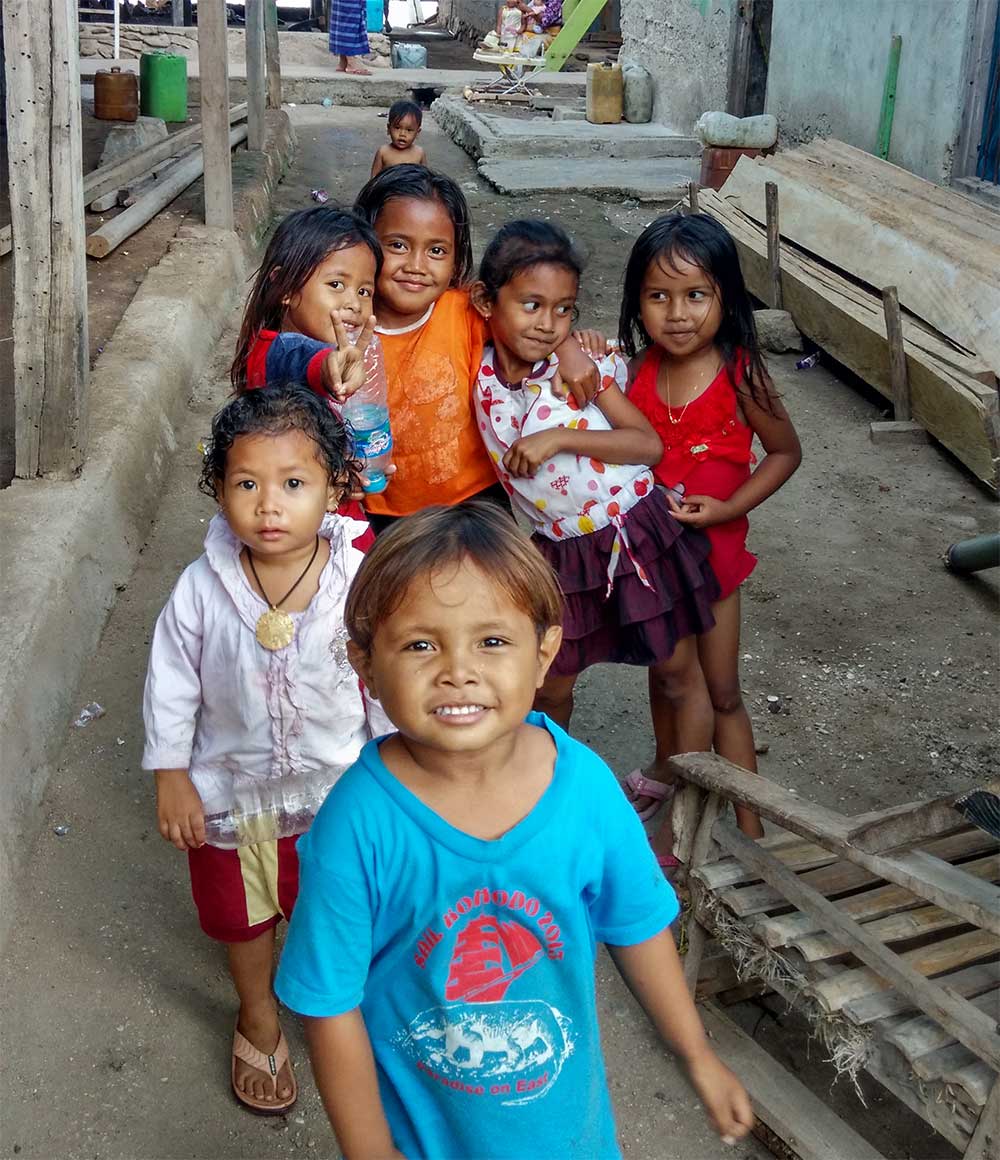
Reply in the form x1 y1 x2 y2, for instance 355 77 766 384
684 792 724 991
3 0 88 478
811 929 1000 1013
245 0 266 150
718 154 1000 373
888 989 1000 1065
845 793 964 853
199 0 234 229
882 285 910 420
700 191 999 489
264 0 282 110
713 820 1000 1071
724 831 998 918
699 1003 885 1160
695 838 840 891
760 855 999 951
844 960 1000 1025
83 104 248 205
916 1045 996 1106
725 0 754 119
673 754 1000 933
962 1074 1000 1160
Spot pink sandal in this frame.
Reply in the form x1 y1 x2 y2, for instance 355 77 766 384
231 1023 297 1116
623 770 677 821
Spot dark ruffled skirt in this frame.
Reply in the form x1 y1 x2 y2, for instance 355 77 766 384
533 488 720 677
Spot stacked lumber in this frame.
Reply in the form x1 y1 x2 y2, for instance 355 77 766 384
701 140 1000 492
671 754 1000 1158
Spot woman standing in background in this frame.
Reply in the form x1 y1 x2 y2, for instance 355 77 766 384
329 0 373 75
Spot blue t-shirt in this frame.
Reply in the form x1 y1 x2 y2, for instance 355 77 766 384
275 713 678 1160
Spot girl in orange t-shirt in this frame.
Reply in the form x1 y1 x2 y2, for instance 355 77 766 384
354 165 599 531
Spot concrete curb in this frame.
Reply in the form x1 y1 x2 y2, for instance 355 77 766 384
0 110 295 945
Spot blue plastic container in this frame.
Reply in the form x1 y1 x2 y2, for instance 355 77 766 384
366 0 383 33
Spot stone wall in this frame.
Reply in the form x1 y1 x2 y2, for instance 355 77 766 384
439 0 499 42
765 0 975 183
619 0 733 134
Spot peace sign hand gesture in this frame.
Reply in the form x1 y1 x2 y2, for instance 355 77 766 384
321 314 378 403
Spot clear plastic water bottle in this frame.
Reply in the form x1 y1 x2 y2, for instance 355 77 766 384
343 333 393 494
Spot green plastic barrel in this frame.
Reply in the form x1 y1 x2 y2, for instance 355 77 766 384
139 52 188 123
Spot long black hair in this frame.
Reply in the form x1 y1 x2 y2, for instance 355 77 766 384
619 213 773 410
353 164 474 286
477 219 583 304
230 207 382 391
200 382 361 501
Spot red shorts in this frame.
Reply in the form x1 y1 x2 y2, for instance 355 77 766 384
187 836 300 943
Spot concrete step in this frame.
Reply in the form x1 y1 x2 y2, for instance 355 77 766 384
478 157 700 201
433 93 700 162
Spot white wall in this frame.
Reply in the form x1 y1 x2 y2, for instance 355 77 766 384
766 0 976 183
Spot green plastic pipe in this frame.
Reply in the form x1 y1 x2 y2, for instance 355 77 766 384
877 34 902 160
945 533 1000 574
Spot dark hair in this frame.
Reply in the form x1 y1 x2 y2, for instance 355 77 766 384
230 207 382 391
618 213 773 410
199 382 361 501
387 99 423 128
345 501 563 652
353 164 473 286
477 219 583 303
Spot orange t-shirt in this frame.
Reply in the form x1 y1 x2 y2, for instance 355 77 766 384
367 288 498 517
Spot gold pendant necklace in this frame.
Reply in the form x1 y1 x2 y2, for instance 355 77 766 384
246 537 320 652
663 364 693 427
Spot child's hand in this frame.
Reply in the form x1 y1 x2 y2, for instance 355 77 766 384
552 338 600 407
323 315 378 402
503 430 563 476
571 329 612 359
155 769 206 851
685 1048 754 1143
667 492 735 529
345 463 397 503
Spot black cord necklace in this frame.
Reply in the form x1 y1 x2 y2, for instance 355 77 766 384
246 536 320 651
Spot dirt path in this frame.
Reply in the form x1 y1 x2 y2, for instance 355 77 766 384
0 106 994 1160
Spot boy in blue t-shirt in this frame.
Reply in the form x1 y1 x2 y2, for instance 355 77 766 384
275 502 752 1159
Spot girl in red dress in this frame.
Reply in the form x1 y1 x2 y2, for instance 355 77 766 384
621 213 801 863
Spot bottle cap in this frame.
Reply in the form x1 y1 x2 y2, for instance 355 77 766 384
363 472 389 494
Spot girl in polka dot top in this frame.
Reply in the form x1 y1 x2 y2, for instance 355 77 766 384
472 220 721 761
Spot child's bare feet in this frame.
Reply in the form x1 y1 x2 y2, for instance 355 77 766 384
232 999 296 1112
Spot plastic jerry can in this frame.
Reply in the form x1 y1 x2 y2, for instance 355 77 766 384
139 52 188 123
366 0 384 33
390 42 428 69
586 61 623 125
94 67 139 123
621 60 654 124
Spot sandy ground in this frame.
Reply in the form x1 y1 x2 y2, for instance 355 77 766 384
1 106 996 1160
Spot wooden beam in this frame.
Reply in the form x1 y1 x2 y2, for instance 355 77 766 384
687 181 700 214
683 792 723 992
882 286 910 419
2 0 89 478
198 0 234 229
713 819 1000 1072
264 0 282 109
844 792 963 853
964 1074 999 1160
726 0 754 118
699 1002 885 1160
245 0 266 150
765 179 782 309
83 103 247 205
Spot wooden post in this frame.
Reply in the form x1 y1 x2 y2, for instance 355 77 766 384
2 0 89 479
245 0 266 150
172 0 184 26
198 0 234 230
688 181 700 214
682 791 724 992
869 284 928 444
765 180 782 310
726 0 754 118
264 0 282 109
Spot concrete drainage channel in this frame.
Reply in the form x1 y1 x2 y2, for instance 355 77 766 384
0 111 295 945
431 93 701 200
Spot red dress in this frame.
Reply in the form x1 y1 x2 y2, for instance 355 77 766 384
629 346 757 601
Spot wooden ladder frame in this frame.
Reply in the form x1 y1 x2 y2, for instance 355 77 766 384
543 0 609 73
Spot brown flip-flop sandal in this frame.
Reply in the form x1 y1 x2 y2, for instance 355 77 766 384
231 1023 298 1116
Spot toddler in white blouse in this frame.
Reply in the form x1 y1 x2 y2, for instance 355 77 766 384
142 383 388 1117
